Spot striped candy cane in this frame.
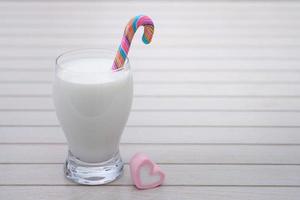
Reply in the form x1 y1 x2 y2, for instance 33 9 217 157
112 15 154 70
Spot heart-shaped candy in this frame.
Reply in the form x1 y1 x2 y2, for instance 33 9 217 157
130 153 165 189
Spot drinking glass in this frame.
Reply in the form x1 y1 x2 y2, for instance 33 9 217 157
53 49 133 185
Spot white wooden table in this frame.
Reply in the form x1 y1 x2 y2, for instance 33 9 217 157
1 1 300 199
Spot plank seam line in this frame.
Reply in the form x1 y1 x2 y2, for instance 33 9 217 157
1 95 300 99
1 163 300 166
3 57 300 61
1 125 300 128
2 95 300 98
2 109 300 113
1 143 300 146
2 69 300 72
0 184 300 187
2 81 300 84
5 45 300 48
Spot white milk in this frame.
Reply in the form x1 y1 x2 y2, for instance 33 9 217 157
53 58 133 163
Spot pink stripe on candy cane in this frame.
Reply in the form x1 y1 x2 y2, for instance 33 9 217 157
121 37 130 53
137 16 151 26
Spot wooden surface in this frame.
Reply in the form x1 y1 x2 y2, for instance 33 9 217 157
1 1 300 199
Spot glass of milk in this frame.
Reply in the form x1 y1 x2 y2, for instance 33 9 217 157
53 49 133 185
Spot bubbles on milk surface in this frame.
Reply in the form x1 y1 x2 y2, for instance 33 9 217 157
57 58 128 84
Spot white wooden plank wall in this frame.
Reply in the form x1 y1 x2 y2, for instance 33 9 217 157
0 1 300 200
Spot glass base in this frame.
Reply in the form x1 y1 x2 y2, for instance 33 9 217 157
64 151 124 185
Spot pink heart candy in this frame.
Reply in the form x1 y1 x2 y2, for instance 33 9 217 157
130 153 165 189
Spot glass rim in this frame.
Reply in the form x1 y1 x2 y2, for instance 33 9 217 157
55 48 130 73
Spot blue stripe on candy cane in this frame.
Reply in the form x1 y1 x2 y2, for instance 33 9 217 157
119 46 127 60
142 35 150 44
133 15 142 32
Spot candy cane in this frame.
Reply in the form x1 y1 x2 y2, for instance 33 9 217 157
112 15 154 70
